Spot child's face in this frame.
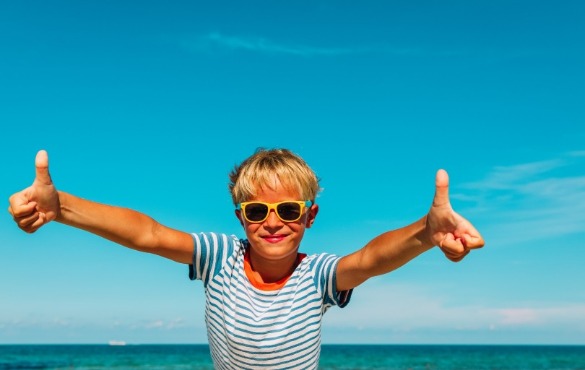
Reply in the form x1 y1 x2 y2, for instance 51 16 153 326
235 177 318 263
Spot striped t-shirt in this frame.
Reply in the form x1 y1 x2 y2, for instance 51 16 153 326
189 232 352 369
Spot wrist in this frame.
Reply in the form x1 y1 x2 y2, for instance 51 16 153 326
54 190 68 223
418 215 435 250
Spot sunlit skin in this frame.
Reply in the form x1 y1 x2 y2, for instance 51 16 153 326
9 151 484 293
235 177 318 284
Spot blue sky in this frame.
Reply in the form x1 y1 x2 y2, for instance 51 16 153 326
1 0 584 345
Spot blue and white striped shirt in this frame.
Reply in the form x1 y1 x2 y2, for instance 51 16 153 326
189 232 352 369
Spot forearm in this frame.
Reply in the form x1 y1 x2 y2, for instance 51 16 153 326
56 191 193 263
337 216 434 290
361 216 433 274
57 191 153 248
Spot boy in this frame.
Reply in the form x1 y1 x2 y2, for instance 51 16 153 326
8 148 484 369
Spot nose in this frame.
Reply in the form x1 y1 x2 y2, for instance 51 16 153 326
264 209 283 227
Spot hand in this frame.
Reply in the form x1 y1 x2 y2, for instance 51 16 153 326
425 169 484 262
8 150 61 233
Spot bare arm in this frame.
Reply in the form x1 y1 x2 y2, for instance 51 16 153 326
336 169 484 291
57 191 194 263
8 150 194 264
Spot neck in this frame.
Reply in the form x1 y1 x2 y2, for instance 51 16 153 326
247 249 299 284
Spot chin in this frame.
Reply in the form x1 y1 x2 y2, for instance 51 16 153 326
255 242 299 259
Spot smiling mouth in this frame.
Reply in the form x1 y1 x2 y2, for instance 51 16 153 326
263 235 286 243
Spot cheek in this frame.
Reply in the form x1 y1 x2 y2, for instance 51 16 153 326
286 222 307 237
244 222 261 235
244 222 255 230
287 222 304 232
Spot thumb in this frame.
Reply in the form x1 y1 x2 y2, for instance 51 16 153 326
433 169 450 208
34 150 53 185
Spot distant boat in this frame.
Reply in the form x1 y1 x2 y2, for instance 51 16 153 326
108 340 127 346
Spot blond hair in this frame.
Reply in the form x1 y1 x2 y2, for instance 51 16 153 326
229 148 321 205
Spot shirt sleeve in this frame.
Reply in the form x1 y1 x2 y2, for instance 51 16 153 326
312 253 353 308
188 232 239 286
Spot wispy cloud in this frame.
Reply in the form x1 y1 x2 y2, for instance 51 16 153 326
138 318 187 330
568 150 585 158
324 283 585 334
464 159 565 190
182 32 417 57
0 316 192 331
454 152 585 246
178 32 545 61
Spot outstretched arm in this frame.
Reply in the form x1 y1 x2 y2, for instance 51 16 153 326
336 169 484 291
8 150 194 264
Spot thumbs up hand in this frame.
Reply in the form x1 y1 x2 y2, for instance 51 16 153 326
425 169 484 262
8 150 61 233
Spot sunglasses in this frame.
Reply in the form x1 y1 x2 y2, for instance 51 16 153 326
236 200 313 223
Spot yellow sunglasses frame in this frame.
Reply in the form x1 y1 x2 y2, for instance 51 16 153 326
236 200 313 223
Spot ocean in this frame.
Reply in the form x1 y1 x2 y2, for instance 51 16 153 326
1 344 584 369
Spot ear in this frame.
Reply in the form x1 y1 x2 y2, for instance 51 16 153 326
235 209 245 227
305 204 319 229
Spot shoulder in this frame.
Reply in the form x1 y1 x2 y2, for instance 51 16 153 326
300 252 342 275
303 252 342 264
192 232 242 249
190 232 245 282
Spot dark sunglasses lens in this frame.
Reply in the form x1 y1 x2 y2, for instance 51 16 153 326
277 202 302 221
245 203 269 221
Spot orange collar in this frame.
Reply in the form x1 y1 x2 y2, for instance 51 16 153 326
243 249 306 291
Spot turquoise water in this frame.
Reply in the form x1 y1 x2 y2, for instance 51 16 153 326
1 344 584 369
